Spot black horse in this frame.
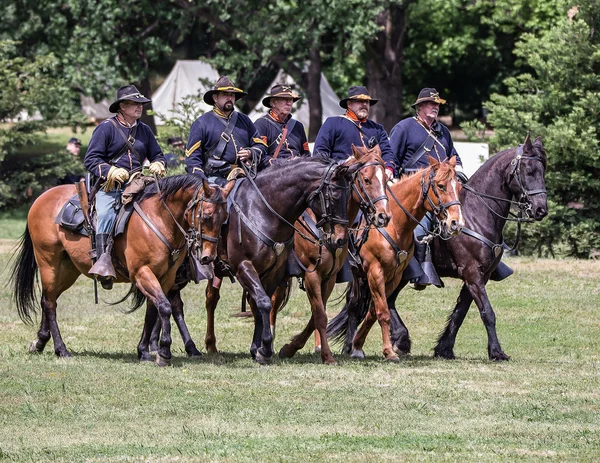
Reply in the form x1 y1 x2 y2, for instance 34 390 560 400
137 157 363 364
328 134 548 361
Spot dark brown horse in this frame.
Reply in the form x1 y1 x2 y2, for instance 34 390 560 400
271 145 391 364
331 135 548 361
138 157 362 363
11 175 233 365
327 156 464 360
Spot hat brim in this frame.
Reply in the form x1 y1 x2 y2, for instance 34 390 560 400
411 97 446 107
109 95 151 113
203 89 247 106
262 94 301 108
339 97 378 109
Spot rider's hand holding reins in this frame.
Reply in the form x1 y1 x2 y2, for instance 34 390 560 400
149 161 166 177
104 166 129 191
237 148 252 162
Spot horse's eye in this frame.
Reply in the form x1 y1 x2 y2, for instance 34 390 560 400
364 178 372 185
202 214 211 222
526 169 535 177
437 183 446 191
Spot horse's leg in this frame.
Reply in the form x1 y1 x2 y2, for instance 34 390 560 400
351 304 378 359
236 262 274 364
434 283 473 360
205 279 221 354
465 278 509 361
279 314 315 359
364 267 397 360
169 286 202 358
135 267 174 367
138 301 159 362
37 259 80 357
388 280 412 355
270 280 290 343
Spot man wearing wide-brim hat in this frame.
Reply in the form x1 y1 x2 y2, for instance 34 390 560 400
313 85 393 162
185 76 267 185
84 84 166 289
254 84 310 164
383 87 465 290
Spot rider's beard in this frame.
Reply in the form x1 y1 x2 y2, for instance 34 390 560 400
222 101 234 112
356 108 369 119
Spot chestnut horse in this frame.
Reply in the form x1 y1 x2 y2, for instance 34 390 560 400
11 175 232 365
271 145 391 364
389 135 548 360
327 156 464 360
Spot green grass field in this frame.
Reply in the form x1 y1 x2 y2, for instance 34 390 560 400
0 242 599 461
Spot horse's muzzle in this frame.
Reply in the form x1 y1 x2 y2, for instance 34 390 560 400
375 212 391 228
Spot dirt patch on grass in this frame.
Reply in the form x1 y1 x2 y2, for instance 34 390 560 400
0 239 19 254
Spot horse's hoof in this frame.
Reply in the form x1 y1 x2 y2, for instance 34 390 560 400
491 352 510 361
278 344 296 359
155 354 172 367
255 351 271 365
139 353 153 363
186 346 203 358
350 349 366 360
323 357 337 365
28 340 41 354
56 350 72 359
384 354 400 362
434 349 455 360
392 345 411 357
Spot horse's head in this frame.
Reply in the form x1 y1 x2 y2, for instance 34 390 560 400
308 161 363 249
347 145 391 228
185 179 233 265
508 134 548 221
424 155 464 238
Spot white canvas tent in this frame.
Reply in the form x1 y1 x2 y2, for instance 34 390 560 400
248 69 340 131
151 60 220 124
80 95 112 122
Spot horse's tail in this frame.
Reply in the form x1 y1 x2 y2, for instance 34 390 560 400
10 226 39 325
326 275 372 345
112 284 147 313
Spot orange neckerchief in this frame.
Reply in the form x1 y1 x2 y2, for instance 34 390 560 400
345 109 367 124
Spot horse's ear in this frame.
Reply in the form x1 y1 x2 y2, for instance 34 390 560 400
370 144 382 157
523 132 533 153
448 156 457 167
202 179 212 198
428 155 440 169
534 135 543 146
351 144 362 159
221 178 236 198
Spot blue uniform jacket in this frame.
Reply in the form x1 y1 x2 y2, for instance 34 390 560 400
384 117 462 177
185 109 267 179
254 112 310 163
313 112 393 161
84 117 165 180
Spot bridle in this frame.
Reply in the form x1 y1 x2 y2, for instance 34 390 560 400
385 166 461 241
307 162 351 234
350 161 389 226
462 146 547 224
184 184 227 249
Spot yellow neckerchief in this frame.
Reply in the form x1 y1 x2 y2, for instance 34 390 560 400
213 106 234 120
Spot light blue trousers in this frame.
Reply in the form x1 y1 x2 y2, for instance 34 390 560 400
95 190 121 234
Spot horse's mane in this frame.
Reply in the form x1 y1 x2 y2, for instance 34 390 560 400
258 155 336 174
471 138 547 181
395 160 455 186
137 174 217 203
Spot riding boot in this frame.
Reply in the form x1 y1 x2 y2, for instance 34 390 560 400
490 261 514 281
89 233 116 290
411 240 442 290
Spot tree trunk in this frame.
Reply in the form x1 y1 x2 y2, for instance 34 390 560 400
138 76 157 135
306 46 323 142
365 4 408 133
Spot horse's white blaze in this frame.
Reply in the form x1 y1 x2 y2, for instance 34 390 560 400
451 179 464 225
375 168 388 204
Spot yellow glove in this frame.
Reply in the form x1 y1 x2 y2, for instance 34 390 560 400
148 161 166 177
104 166 129 191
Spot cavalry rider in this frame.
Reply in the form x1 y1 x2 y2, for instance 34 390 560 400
185 76 267 185
254 84 310 164
384 87 464 289
84 85 166 288
313 85 393 161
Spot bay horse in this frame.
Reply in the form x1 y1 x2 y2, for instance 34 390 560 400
271 145 391 364
138 157 362 364
330 135 548 361
11 175 233 365
327 156 464 360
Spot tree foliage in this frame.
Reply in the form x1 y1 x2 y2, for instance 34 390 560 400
482 2 600 257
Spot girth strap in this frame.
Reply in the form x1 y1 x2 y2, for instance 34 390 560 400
375 226 409 273
460 227 504 258
133 201 185 267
